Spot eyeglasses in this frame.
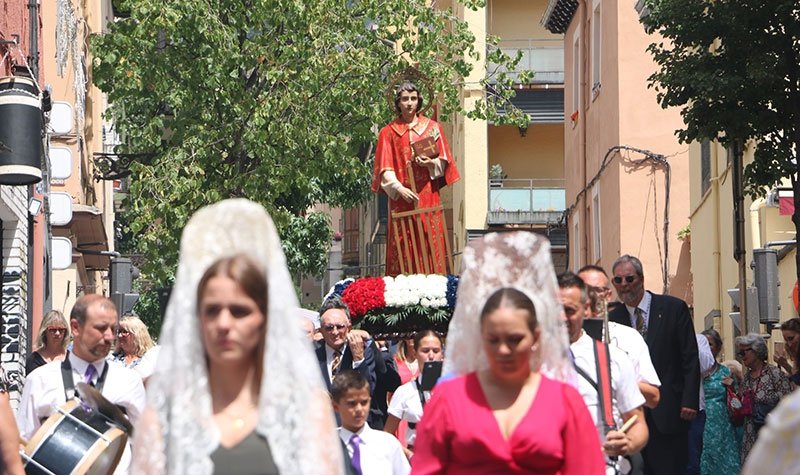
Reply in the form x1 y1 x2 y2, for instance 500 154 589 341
323 324 347 332
117 328 133 336
46 327 66 334
737 348 753 357
613 276 637 284
589 285 611 293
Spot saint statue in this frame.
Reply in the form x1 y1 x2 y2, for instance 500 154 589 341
371 82 460 276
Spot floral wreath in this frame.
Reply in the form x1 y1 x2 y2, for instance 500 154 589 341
324 274 459 338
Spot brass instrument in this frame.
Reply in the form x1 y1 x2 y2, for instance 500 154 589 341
593 291 611 345
602 296 611 344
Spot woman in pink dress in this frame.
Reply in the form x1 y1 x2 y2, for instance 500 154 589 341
411 232 604 475
392 337 418 447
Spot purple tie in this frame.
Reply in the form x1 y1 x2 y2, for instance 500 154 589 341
349 434 363 475
84 364 96 385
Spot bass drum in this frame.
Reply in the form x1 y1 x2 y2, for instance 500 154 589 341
22 400 127 475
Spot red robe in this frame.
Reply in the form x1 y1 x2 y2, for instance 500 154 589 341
371 115 460 276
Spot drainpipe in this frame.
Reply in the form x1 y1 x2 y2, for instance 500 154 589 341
580 0 589 265
27 0 38 78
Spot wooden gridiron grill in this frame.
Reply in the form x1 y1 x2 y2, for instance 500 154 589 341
390 161 454 275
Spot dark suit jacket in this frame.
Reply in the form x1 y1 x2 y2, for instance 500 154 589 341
314 340 378 393
609 291 700 435
369 348 401 430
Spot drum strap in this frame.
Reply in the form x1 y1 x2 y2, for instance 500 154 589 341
61 352 109 400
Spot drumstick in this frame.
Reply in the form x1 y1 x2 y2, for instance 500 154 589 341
619 414 638 433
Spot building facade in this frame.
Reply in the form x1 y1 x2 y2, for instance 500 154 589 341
543 0 692 302
1 0 116 405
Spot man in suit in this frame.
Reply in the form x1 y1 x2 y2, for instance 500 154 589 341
608 255 700 475
315 297 378 420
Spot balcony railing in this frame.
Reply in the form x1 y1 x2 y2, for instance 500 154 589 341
488 178 565 225
487 39 564 85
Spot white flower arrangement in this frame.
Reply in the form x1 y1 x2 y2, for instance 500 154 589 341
384 274 448 308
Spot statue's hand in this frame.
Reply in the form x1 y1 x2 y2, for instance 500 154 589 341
396 186 419 204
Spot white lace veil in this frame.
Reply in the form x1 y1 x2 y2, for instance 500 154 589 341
132 199 343 474
443 231 572 382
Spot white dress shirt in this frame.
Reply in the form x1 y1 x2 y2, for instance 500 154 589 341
387 379 430 446
696 334 715 411
17 351 146 474
325 343 364 382
571 332 645 438
132 345 161 380
338 424 410 475
603 321 662 387
625 291 652 330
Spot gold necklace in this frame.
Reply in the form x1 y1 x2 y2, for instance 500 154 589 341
220 404 257 429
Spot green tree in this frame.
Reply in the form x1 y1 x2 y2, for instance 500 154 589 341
91 0 529 285
644 0 800 282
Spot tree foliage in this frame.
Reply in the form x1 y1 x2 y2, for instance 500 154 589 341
644 0 800 276
91 0 529 287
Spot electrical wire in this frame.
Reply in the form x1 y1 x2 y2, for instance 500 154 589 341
560 145 672 293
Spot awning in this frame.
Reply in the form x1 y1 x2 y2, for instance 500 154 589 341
52 204 111 270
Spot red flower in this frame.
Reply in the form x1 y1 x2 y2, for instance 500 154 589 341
342 277 386 319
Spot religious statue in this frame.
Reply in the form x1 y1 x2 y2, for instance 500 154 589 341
371 81 460 276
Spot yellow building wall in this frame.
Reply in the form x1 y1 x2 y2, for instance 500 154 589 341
488 0 552 37
42 0 115 307
488 124 564 182
451 2 488 267
684 137 800 360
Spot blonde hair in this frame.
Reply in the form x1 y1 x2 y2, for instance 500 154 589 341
395 338 415 363
35 310 70 350
113 316 155 358
722 359 743 386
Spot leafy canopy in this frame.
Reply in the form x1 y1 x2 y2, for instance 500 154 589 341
644 0 800 197
92 0 529 288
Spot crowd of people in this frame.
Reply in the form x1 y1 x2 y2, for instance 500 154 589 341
0 197 798 474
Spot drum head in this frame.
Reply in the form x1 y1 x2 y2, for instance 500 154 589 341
23 400 128 475
74 428 127 475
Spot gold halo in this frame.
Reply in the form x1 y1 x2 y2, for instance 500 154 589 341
385 66 434 117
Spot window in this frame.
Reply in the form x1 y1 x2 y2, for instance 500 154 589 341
591 186 601 262
591 0 602 99
700 139 711 196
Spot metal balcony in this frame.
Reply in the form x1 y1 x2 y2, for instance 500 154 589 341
487 178 565 225
487 39 564 85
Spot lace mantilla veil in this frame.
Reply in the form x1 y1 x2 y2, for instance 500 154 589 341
132 199 343 474
443 231 572 382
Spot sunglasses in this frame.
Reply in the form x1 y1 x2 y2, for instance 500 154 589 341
613 276 637 284
737 348 752 357
117 328 133 336
323 324 348 332
46 327 66 334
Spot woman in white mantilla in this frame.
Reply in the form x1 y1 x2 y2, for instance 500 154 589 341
133 199 343 474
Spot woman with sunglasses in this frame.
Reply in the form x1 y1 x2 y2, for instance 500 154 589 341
111 316 158 380
26 310 70 374
734 333 791 464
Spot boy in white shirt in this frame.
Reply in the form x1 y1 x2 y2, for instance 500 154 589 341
332 370 410 475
